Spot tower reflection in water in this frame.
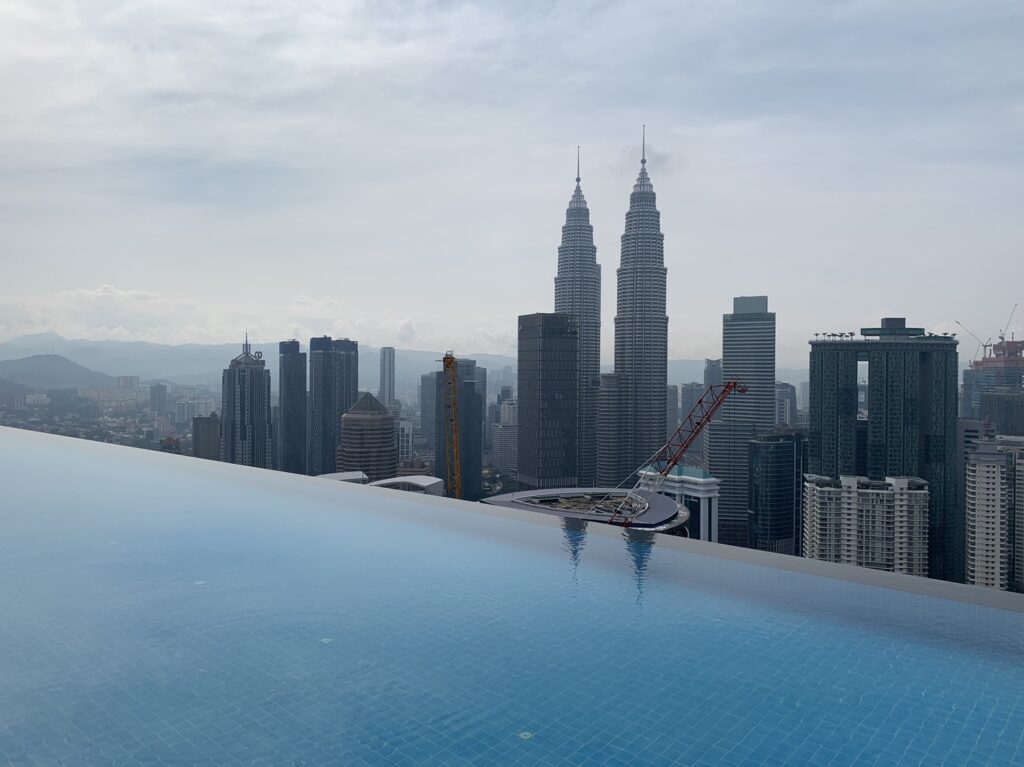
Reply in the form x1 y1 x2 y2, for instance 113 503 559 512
560 516 658 604
623 528 657 605
561 517 587 586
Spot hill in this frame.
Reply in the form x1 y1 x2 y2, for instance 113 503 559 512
0 334 810 391
0 355 117 391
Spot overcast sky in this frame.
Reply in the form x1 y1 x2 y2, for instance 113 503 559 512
1 1 1022 367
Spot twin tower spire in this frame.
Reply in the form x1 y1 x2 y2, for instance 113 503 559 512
554 128 668 487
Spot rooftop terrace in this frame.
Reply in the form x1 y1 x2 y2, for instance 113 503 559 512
1 427 1023 765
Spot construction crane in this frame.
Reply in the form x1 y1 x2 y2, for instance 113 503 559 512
955 320 991 361
441 352 462 499
998 303 1018 344
607 380 747 526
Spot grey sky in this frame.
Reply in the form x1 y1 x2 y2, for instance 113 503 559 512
1 1 1022 367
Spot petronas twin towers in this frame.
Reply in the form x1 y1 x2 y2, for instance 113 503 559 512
553 135 667 487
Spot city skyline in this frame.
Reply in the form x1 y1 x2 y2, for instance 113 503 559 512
2 3 1022 368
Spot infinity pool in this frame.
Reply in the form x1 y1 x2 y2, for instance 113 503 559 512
1 427 1022 765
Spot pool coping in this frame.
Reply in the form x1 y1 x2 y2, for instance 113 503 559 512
6 426 1024 616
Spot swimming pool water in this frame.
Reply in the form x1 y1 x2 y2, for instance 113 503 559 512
1 427 1022 765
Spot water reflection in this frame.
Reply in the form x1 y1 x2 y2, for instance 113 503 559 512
623 528 657 605
561 517 588 586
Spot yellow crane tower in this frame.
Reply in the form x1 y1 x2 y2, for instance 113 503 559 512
441 352 462 499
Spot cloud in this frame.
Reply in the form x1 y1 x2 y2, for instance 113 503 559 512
0 285 514 353
0 1 1022 366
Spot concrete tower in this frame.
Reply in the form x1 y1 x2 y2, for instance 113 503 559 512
379 346 396 408
705 296 777 548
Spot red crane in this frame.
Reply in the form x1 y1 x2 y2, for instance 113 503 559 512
608 380 747 525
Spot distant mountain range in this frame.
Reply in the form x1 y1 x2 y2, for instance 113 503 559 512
0 354 117 391
0 333 811 391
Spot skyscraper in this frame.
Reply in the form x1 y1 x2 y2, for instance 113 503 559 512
220 338 272 468
192 412 220 460
962 339 1024 418
705 296 777 548
433 359 484 500
307 335 359 476
419 372 436 454
775 382 798 427
598 131 667 485
517 313 579 490
965 442 1011 590
666 384 679 439
808 318 959 581
553 151 600 486
277 340 306 475
335 392 397 483
749 430 807 555
379 346 396 408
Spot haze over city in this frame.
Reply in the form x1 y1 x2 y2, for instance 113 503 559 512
3 1 1023 367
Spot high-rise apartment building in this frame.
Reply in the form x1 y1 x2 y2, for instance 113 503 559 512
597 136 667 486
277 340 306 475
335 392 397 483
379 346 396 408
705 296 777 548
553 154 600 486
964 437 1024 591
749 430 806 555
517 313 579 490
308 336 359 476
396 417 415 466
808 318 959 581
803 475 930 576
965 442 1011 589
220 339 272 468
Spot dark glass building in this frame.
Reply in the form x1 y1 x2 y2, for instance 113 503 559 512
220 339 272 468
192 412 220 461
749 430 807 556
808 318 959 581
277 340 306 475
307 335 359 476
432 359 484 501
336 392 396 482
517 313 579 490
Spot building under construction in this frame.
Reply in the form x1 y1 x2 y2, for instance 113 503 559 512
963 338 1024 419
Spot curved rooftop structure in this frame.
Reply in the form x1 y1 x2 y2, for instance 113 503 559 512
482 487 686 531
2 427 1024 765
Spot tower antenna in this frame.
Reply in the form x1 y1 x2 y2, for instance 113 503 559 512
642 124 646 164
576 145 580 183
